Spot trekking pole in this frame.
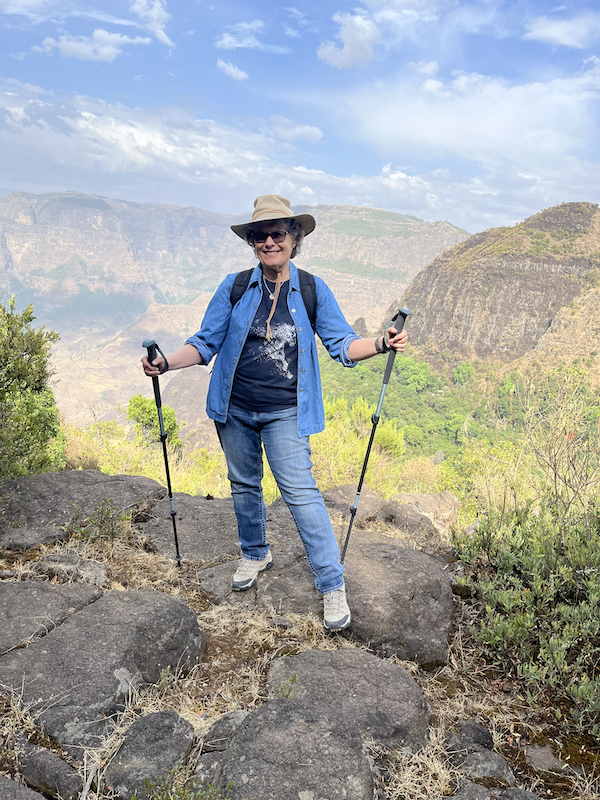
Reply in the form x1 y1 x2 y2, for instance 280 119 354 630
340 307 412 563
142 338 182 568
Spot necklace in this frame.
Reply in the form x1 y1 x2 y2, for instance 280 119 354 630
262 275 276 300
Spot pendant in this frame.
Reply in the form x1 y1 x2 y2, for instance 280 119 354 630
268 293 274 300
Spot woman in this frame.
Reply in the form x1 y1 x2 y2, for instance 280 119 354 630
142 194 408 630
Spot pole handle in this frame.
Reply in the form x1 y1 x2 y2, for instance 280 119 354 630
142 338 162 410
382 308 412 385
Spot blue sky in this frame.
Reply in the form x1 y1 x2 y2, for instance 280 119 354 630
0 0 599 231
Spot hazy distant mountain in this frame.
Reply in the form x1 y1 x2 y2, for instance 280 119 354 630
0 191 469 424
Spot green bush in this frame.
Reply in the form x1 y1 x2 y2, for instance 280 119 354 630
0 295 64 480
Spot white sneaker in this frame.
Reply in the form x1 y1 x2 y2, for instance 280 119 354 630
323 584 351 630
231 552 273 591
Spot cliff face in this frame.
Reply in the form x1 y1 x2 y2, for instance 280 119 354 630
402 202 600 360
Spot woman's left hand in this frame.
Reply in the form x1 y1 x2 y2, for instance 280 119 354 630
385 326 408 353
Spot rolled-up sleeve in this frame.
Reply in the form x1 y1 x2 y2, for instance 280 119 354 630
185 275 236 364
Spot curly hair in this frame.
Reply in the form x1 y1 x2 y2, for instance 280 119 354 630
246 218 305 259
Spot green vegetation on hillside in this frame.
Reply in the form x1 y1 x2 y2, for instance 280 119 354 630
0 295 65 481
309 256 406 282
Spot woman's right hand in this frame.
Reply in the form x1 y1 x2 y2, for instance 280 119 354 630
141 354 165 377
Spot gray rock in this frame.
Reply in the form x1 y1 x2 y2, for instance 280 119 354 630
267 648 430 751
104 711 195 800
394 490 459 544
457 720 494 750
0 581 102 654
522 744 567 773
202 710 250 752
0 525 68 551
0 470 164 529
257 560 322 617
460 751 516 787
0 589 205 756
140 493 239 564
448 734 515 786
492 789 543 799
210 699 375 800
0 775 46 799
35 552 108 587
18 744 83 800
345 542 454 666
323 484 386 527
452 783 493 800
372 499 437 538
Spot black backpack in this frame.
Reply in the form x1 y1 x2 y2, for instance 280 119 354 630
230 267 317 331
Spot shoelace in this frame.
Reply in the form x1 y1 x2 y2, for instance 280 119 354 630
324 590 346 616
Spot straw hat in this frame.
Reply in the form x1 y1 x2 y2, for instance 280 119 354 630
231 194 316 240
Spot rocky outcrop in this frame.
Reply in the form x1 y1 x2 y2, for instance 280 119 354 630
0 470 544 800
402 202 600 361
0 588 206 756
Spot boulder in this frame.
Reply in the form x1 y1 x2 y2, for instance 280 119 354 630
140 493 239 564
35 551 108 587
322 484 386 526
395 490 459 543
345 542 453 665
0 581 102 654
0 471 164 530
447 732 516 787
0 775 46 799
202 710 250 752
206 699 376 800
104 711 195 799
0 589 205 756
18 743 83 800
267 648 430 751
0 525 68 551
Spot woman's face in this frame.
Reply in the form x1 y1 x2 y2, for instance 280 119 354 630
252 221 294 280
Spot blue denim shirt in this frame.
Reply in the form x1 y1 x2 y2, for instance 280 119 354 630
185 262 360 437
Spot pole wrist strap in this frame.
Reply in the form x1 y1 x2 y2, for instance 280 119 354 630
156 343 169 374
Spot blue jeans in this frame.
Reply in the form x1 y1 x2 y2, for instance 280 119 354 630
215 403 344 594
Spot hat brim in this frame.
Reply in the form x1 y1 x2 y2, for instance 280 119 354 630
231 212 316 240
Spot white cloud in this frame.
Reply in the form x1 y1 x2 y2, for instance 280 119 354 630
129 0 173 47
330 61 600 172
410 60 439 75
283 24 301 39
217 59 248 81
10 51 27 60
215 20 291 54
32 29 152 61
269 116 323 144
0 73 599 233
317 13 382 69
523 14 600 49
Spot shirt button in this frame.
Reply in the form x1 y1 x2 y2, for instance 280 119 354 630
300 388 304 392
292 308 296 313
301 349 305 353
299 327 302 332
301 369 305 373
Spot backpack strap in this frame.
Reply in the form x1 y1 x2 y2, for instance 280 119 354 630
230 268 254 307
230 266 317 331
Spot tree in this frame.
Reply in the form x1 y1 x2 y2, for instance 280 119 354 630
126 394 182 449
0 296 65 481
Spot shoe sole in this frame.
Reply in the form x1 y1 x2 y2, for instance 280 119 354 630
231 560 273 591
324 614 351 631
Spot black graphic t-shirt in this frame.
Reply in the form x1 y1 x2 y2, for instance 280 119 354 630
230 280 298 411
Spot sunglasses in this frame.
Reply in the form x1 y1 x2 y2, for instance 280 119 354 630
252 230 288 244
